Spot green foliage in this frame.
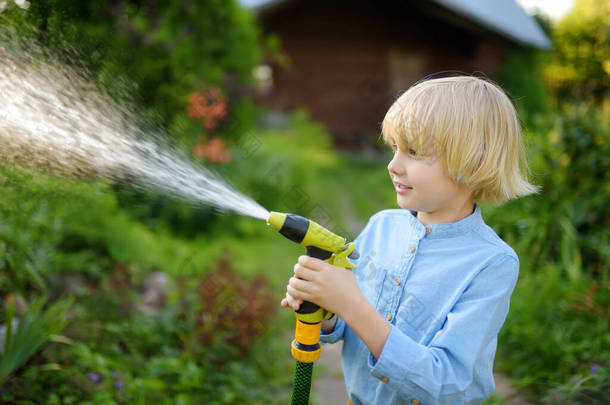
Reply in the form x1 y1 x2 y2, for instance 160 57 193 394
2 0 262 143
497 47 551 124
1 0 606 402
480 101 609 401
490 7 610 399
496 264 609 402
194 258 276 351
1 0 268 244
485 103 610 280
0 0 300 403
0 166 190 294
482 393 508 405
0 295 72 379
0 167 109 293
1 239 292 403
545 364 609 404
544 0 610 102
224 110 339 214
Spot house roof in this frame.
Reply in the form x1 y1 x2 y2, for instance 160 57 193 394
431 0 550 48
239 0 550 49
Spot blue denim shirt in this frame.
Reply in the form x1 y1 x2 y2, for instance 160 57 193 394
321 206 519 405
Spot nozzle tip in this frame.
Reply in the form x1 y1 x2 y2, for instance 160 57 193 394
267 211 286 231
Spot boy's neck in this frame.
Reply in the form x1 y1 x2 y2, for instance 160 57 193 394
416 198 475 225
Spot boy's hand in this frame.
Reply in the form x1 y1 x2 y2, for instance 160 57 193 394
280 255 362 318
280 288 303 311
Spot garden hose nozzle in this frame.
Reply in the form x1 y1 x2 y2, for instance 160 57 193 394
267 211 359 404
266 211 359 269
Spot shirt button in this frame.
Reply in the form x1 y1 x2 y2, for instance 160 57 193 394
411 400 421 405
395 278 401 285
425 227 431 234
380 376 389 384
385 313 392 321
409 246 416 253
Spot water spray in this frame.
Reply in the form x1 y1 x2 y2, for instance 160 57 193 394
0 25 357 403
267 212 359 405
0 28 268 220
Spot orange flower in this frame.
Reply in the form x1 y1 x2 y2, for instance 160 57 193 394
192 137 232 164
187 87 228 131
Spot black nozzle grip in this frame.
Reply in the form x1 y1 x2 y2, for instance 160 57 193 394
306 246 333 260
295 246 334 318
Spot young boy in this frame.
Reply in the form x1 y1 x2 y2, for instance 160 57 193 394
281 76 538 405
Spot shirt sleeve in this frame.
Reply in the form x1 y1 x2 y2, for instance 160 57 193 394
367 254 519 404
320 316 346 343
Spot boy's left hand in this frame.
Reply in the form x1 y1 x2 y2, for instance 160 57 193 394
285 255 362 318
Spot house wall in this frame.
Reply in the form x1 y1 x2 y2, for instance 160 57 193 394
257 0 510 148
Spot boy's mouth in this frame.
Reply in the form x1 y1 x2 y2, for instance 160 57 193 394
392 180 413 193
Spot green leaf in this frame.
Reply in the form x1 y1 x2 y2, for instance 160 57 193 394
0 296 73 378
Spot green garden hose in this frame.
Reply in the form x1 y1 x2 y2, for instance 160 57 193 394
291 361 314 405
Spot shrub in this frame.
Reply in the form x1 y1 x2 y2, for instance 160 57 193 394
195 256 276 353
484 103 610 280
0 295 72 379
496 264 609 402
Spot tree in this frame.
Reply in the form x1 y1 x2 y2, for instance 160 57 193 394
2 0 263 143
544 0 610 103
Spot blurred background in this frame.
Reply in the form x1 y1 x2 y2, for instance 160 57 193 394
0 0 607 404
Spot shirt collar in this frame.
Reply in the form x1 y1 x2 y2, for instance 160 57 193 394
404 204 483 239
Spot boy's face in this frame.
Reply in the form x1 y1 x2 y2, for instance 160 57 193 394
387 147 473 224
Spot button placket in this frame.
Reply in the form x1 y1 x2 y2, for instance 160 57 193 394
385 242 416 324
387 238 420 325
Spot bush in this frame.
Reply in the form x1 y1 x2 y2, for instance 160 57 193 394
481 100 610 401
0 166 182 295
1 0 266 241
1 251 290 404
0 295 72 379
195 257 276 352
484 104 610 280
543 0 610 103
4 0 262 142
496 264 609 403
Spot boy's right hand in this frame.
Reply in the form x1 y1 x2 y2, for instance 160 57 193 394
281 262 303 310
280 290 303 311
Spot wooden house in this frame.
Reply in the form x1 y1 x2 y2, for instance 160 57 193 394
242 0 550 148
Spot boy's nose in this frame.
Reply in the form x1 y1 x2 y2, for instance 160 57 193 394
387 154 405 176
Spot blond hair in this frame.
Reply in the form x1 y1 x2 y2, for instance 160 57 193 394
382 75 538 205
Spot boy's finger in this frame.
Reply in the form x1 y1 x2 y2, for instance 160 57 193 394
287 284 312 302
294 264 317 279
289 276 311 292
298 255 326 269
285 292 301 310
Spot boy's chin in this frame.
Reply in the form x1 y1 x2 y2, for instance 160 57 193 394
396 197 427 213
396 198 416 211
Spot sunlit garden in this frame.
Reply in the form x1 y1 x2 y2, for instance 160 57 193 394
0 1 608 404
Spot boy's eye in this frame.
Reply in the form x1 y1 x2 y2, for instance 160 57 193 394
408 148 418 156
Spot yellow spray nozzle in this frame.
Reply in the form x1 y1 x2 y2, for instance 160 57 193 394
266 211 286 232
267 211 343 253
266 211 359 267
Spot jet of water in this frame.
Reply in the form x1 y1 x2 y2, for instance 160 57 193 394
0 30 269 221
